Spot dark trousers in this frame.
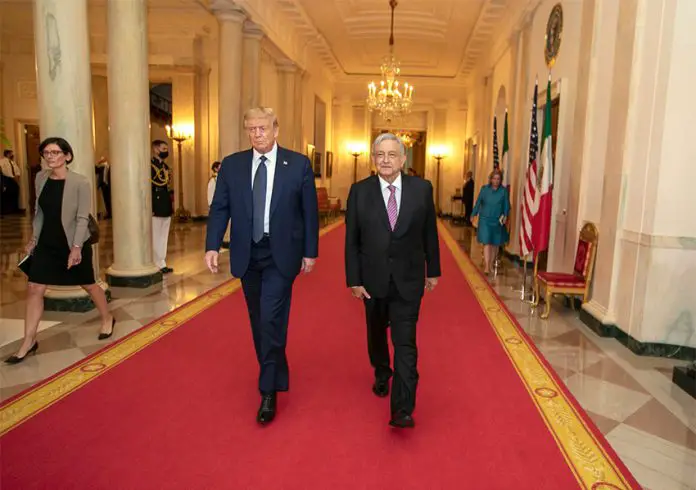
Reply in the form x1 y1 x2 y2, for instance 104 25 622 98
99 183 112 218
364 278 421 416
241 236 294 394
1 176 20 215
464 197 473 224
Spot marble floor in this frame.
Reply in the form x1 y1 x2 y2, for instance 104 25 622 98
1 215 694 489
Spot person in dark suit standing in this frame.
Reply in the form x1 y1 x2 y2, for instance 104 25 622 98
345 132 441 429
151 140 174 274
462 171 475 225
205 107 319 425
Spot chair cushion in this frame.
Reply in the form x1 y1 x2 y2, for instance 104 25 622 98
573 240 593 278
538 272 586 288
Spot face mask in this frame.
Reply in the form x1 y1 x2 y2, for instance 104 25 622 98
159 151 169 160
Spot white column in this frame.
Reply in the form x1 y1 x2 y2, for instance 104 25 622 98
33 0 105 309
240 21 263 144
276 61 297 149
104 0 161 287
213 4 246 157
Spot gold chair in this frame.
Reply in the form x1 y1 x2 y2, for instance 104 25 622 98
534 222 598 319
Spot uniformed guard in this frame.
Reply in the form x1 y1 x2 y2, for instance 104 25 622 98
151 139 174 274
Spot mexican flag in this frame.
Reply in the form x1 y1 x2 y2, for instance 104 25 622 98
501 110 510 189
532 78 554 257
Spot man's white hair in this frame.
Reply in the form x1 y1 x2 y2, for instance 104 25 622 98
372 132 405 156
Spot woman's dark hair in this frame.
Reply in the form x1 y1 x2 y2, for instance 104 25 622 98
211 161 221 172
39 137 74 164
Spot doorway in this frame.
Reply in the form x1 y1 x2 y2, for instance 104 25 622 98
370 129 427 177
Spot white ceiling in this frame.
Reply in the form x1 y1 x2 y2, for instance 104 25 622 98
277 0 514 79
296 0 484 76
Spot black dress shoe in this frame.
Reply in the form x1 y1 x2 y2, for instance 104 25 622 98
5 342 38 365
389 412 415 429
372 379 389 397
256 393 277 425
98 317 116 340
160 267 173 274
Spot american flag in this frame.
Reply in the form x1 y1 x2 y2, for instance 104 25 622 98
492 116 499 169
520 81 539 257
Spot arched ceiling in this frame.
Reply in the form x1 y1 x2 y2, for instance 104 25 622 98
275 0 512 79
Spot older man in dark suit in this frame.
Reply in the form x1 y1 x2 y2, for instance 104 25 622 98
345 132 441 428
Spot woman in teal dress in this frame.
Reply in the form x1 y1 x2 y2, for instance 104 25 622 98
472 169 510 274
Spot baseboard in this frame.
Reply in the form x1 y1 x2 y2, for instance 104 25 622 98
672 365 696 399
580 304 696 361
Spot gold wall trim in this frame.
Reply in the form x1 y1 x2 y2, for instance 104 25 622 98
438 222 636 489
0 219 344 437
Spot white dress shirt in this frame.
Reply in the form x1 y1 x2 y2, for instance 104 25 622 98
207 176 216 207
251 142 278 234
378 173 402 215
0 157 20 178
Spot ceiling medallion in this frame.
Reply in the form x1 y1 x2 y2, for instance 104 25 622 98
544 3 563 68
366 0 414 123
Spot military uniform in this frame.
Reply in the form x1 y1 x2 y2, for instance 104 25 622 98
151 157 173 272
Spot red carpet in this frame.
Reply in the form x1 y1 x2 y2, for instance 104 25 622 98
0 224 639 489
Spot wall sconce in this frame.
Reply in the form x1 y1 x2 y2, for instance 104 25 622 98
430 145 448 215
166 124 194 221
347 142 367 184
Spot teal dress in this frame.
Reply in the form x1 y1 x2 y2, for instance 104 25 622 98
472 184 510 246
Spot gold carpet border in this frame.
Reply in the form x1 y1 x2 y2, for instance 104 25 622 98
438 223 635 490
0 219 344 437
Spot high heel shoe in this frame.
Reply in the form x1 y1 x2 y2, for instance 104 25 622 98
98 317 116 340
5 342 39 364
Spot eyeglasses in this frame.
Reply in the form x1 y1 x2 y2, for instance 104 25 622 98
42 150 64 158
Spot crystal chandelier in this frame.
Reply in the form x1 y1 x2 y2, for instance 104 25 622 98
366 0 414 123
395 130 419 148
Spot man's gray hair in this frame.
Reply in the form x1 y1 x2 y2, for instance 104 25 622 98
372 132 406 156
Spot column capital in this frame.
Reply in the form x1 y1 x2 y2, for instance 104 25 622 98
210 0 246 23
243 21 264 40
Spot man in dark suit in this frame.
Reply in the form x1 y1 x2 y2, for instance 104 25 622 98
205 107 319 425
462 171 475 225
345 132 441 428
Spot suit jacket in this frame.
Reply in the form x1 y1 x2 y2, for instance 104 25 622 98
151 158 173 217
345 174 441 301
32 169 91 247
463 179 475 206
205 145 319 279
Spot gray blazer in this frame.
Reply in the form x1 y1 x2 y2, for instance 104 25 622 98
32 169 92 248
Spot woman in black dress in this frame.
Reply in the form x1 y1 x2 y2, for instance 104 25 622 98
5 137 115 364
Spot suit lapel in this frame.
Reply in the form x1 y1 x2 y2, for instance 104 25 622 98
269 146 287 219
370 176 391 231
393 174 413 235
241 150 253 218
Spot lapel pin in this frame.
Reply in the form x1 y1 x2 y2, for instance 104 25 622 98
283 161 288 166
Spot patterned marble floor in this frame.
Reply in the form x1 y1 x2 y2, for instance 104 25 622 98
0 214 694 489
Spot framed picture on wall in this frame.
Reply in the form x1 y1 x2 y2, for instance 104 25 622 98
313 151 322 177
306 143 315 163
326 151 333 178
